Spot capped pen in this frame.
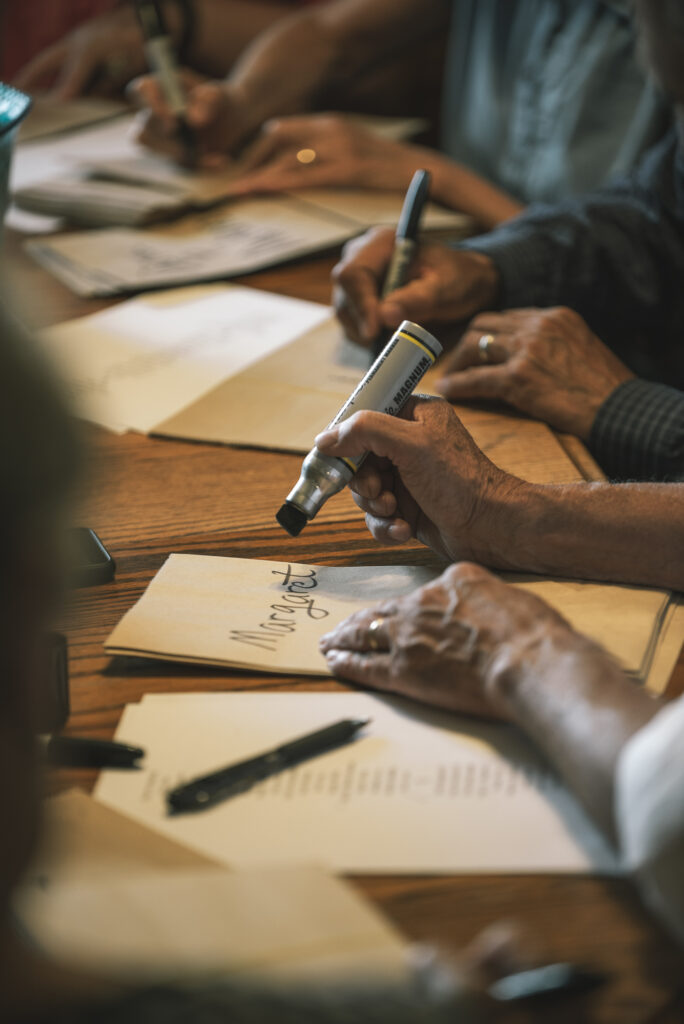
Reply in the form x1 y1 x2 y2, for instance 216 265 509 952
372 168 431 359
167 717 370 813
45 735 145 769
135 0 196 161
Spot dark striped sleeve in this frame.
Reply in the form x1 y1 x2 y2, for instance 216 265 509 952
589 379 684 481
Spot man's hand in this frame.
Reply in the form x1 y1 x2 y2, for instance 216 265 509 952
14 8 146 99
435 307 634 440
315 395 519 563
130 73 248 167
319 561 577 718
331 227 500 347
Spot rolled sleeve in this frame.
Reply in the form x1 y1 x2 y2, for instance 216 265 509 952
616 697 684 945
589 379 684 481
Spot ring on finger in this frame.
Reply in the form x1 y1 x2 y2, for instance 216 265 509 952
367 617 386 652
478 333 495 363
296 148 317 165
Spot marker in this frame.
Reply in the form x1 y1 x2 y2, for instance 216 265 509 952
372 168 431 359
45 736 145 769
167 718 370 813
277 320 442 537
135 0 195 161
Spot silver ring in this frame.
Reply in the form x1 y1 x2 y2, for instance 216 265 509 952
367 618 386 651
478 333 495 363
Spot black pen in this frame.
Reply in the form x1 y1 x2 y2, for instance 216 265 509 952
372 168 431 359
488 963 608 1003
45 735 145 769
134 0 196 162
167 717 371 813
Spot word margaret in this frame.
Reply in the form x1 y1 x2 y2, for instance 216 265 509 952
229 566 329 652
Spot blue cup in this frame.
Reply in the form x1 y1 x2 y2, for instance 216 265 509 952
0 84 32 241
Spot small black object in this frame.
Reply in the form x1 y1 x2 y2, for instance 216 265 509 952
68 527 115 587
45 736 145 769
276 502 308 537
35 631 70 734
167 717 370 813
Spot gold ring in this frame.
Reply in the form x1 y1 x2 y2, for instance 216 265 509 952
367 618 386 652
296 148 317 165
478 333 495 363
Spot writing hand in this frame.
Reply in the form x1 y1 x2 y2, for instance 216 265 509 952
320 561 575 719
13 8 146 99
315 395 518 564
435 307 634 440
130 72 246 167
331 227 500 348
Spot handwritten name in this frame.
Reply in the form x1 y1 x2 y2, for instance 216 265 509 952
229 565 330 652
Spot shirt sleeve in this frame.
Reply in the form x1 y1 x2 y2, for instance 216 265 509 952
616 696 684 946
458 132 684 356
589 379 684 481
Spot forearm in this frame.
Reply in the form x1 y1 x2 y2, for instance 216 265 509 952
485 481 684 590
425 151 524 228
459 133 684 347
183 0 295 77
222 0 437 133
487 628 661 841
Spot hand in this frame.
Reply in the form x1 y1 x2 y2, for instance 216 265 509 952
315 395 520 564
130 73 249 167
228 114 424 195
331 227 500 347
319 561 574 718
435 307 635 440
13 8 146 99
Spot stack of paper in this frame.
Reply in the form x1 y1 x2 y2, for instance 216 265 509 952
94 691 618 875
16 790 407 982
103 555 671 685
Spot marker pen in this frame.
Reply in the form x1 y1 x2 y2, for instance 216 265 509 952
276 320 442 536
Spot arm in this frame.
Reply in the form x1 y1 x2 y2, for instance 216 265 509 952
459 132 684 350
314 397 684 590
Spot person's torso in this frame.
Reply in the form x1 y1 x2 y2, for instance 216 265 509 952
441 0 670 202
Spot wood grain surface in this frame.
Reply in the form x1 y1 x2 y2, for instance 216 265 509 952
5 228 683 1024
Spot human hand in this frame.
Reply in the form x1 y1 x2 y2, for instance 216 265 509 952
315 395 519 564
319 561 574 718
130 73 248 167
435 307 635 440
14 8 146 99
228 113 424 195
331 227 500 347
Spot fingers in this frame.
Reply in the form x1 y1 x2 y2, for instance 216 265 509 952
375 272 450 330
316 409 415 464
320 609 394 688
332 228 395 345
434 365 513 402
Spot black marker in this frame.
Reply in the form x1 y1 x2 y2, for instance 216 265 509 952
45 736 145 769
372 168 431 359
135 0 196 162
167 717 370 813
488 963 608 1003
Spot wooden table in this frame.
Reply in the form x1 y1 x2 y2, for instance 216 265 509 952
4 228 684 1024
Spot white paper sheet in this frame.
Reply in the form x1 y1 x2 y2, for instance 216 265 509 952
40 285 330 432
95 692 618 875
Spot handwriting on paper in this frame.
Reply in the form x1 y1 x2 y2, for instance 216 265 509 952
229 566 330 652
